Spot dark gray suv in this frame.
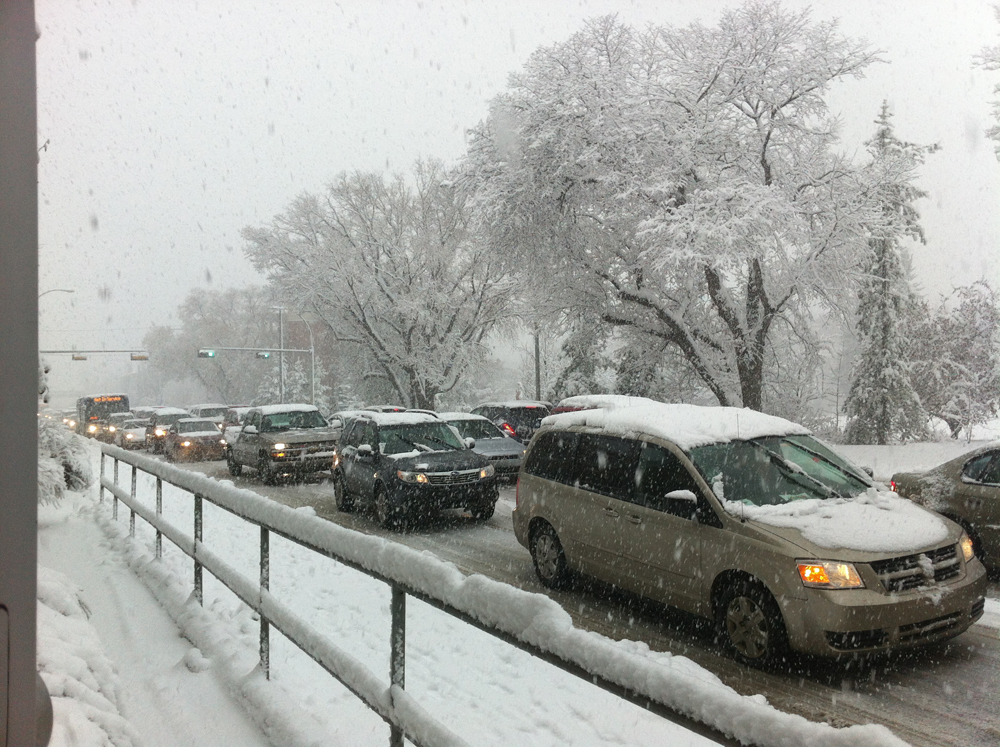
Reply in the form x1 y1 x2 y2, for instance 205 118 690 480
332 412 498 529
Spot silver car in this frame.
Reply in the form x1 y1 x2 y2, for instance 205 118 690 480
440 412 526 481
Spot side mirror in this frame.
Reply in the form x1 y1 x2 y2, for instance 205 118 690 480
357 443 374 457
242 424 258 435
861 466 874 478
665 489 698 502
464 437 476 449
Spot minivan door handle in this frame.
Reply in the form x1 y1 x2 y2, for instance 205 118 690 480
602 507 619 519
625 514 642 525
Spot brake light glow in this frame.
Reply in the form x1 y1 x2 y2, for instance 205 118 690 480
500 422 516 438
889 480 897 492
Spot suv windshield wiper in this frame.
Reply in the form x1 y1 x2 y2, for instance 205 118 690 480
748 440 846 500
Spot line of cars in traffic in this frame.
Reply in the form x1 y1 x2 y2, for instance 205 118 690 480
67 393 997 666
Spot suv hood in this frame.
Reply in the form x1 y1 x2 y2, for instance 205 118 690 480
389 449 487 472
262 428 337 445
723 488 960 560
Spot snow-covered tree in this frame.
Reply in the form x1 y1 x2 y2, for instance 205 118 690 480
38 358 91 505
843 104 935 445
910 281 1000 439
243 160 516 409
138 287 286 405
463 6 880 411
976 4 1000 159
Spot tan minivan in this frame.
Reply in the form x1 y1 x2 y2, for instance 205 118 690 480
512 401 987 665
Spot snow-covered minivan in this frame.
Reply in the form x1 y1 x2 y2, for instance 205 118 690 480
512 400 987 666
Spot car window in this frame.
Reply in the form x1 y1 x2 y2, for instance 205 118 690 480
504 406 550 430
523 431 579 484
379 423 464 455
448 419 504 440
973 452 1000 485
634 443 702 516
575 434 639 500
962 452 996 483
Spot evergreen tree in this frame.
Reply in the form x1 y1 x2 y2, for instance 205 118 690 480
844 104 935 444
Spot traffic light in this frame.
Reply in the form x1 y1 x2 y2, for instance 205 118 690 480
255 351 271 359
197 349 216 358
130 352 149 361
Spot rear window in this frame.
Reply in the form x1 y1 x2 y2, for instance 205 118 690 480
503 406 549 430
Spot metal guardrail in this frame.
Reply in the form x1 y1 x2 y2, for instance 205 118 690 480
98 444 744 747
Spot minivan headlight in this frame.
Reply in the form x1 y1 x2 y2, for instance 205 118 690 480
397 470 428 484
959 534 975 562
797 560 865 589
480 464 495 479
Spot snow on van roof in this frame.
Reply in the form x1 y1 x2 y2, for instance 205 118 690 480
554 394 660 411
543 402 810 450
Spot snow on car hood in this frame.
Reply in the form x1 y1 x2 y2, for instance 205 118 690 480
722 487 952 553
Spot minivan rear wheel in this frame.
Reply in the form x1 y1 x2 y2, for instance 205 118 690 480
530 524 570 589
717 580 788 668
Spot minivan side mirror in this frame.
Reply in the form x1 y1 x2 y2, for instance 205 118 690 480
242 424 258 435
357 443 374 457
665 489 698 502
464 437 476 449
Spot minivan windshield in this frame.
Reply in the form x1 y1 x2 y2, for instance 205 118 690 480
380 423 465 455
689 435 872 506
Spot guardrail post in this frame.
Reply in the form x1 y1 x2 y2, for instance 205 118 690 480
155 477 163 559
194 494 203 606
260 526 270 680
129 465 137 537
112 457 119 520
99 452 105 503
389 586 406 747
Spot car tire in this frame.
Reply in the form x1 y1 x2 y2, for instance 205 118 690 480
716 580 788 668
333 472 353 513
469 501 495 521
530 523 571 589
227 450 242 477
375 485 404 530
257 453 276 485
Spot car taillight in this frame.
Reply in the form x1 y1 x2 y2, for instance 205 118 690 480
500 422 516 438
889 480 897 492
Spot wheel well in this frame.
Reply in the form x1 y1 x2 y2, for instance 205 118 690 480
710 570 773 617
527 517 554 545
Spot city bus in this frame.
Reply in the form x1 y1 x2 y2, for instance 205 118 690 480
76 394 131 436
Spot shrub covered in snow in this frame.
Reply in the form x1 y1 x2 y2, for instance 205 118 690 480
37 416 93 506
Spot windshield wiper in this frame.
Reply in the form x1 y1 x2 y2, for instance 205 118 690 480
748 440 846 500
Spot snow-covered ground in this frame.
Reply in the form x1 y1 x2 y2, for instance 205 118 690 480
37 438 1000 747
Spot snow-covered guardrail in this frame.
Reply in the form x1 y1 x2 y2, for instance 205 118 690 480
98 444 907 747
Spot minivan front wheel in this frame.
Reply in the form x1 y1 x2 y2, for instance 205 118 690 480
530 524 570 589
717 581 787 668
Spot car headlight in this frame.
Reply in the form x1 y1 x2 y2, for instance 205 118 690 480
108 426 116 432
480 464 495 479
181 440 191 447
219 438 227 446
125 433 134 440
88 424 98 433
960 534 975 562
155 428 166 436
332 452 340 469
797 560 865 589
397 470 428 484
272 443 286 450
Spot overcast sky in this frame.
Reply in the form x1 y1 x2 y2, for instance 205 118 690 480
36 0 1000 399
